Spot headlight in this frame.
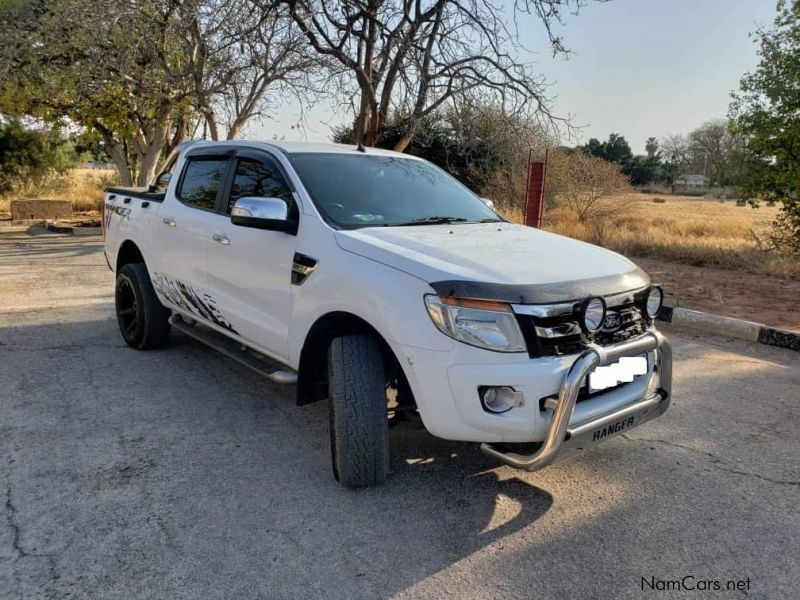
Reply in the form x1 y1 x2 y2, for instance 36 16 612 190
643 285 663 318
424 295 526 353
576 296 606 334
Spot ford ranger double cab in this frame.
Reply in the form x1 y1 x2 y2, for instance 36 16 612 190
103 140 672 488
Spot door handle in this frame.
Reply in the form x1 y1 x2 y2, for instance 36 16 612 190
162 217 176 227
212 233 231 246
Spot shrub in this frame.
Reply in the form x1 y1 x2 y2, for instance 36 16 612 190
769 199 800 254
545 150 632 223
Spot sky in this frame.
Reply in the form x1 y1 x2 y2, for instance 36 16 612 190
253 0 777 154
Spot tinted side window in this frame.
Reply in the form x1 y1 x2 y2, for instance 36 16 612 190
227 157 293 214
178 158 229 210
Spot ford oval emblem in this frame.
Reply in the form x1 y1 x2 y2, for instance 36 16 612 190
603 311 622 330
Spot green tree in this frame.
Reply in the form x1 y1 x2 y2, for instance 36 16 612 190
333 104 550 198
626 155 662 186
0 0 194 186
645 137 659 159
581 134 665 184
730 0 800 251
0 119 77 193
0 0 312 186
582 134 633 166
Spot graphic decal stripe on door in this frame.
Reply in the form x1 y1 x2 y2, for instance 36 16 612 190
152 273 238 334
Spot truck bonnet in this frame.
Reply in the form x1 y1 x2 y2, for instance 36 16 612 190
334 222 650 302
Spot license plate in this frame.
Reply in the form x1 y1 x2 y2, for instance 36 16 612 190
588 356 647 393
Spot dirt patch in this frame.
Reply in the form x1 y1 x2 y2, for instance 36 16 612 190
636 256 800 332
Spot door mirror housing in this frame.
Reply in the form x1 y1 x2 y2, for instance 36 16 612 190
480 197 495 209
231 197 297 234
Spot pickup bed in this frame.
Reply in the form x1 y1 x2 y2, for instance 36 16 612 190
104 139 672 487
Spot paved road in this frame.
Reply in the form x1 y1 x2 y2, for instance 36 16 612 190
1 231 798 599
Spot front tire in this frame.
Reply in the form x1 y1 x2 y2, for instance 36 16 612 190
328 335 389 488
115 262 171 350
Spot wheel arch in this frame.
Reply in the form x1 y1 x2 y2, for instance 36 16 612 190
295 311 413 407
116 240 146 273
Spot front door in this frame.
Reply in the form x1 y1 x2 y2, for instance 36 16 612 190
206 149 297 361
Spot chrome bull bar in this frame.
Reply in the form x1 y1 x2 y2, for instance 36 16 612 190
481 329 672 471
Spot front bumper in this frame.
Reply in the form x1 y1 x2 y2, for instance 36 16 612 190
481 329 671 471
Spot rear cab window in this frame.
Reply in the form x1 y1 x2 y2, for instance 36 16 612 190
177 158 230 210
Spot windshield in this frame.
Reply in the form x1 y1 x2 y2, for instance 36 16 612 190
289 153 501 229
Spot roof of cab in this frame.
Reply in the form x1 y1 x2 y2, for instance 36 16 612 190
179 139 416 159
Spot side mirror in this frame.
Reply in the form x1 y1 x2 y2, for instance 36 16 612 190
149 172 172 193
231 197 297 234
480 197 495 209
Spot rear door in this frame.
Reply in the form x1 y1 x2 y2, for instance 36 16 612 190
205 148 298 360
150 149 238 332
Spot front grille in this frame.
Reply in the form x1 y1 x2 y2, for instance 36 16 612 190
516 300 649 358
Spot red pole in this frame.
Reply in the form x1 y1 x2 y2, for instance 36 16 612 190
524 148 548 228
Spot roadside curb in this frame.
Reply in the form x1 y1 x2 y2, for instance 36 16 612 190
657 306 800 352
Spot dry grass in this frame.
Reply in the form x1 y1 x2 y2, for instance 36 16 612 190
0 168 116 216
499 193 800 280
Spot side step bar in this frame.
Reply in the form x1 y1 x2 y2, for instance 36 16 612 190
169 315 297 385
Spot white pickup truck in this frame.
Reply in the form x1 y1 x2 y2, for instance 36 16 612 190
103 140 672 487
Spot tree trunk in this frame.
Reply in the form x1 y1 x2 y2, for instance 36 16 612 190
106 139 134 187
226 119 243 140
354 90 371 145
393 120 418 153
134 119 170 187
136 137 168 186
205 110 220 141
166 114 188 155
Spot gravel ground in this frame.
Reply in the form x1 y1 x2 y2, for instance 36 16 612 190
1 231 798 599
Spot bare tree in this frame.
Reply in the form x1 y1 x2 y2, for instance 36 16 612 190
660 134 690 170
547 150 631 223
277 0 590 151
687 119 746 186
179 0 318 141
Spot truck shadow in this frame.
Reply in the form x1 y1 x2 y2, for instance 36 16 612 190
1 313 555 598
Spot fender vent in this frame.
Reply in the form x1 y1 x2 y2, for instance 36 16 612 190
292 253 318 285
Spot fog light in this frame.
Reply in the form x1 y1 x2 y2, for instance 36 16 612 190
644 285 664 318
576 296 606 334
480 386 524 414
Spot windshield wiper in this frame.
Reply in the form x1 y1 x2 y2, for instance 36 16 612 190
389 216 470 227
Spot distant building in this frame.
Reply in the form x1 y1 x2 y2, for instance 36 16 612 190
675 173 708 188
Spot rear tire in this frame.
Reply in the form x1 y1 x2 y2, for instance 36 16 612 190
328 335 389 488
115 262 171 350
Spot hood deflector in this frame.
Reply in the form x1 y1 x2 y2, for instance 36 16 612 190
430 269 650 305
